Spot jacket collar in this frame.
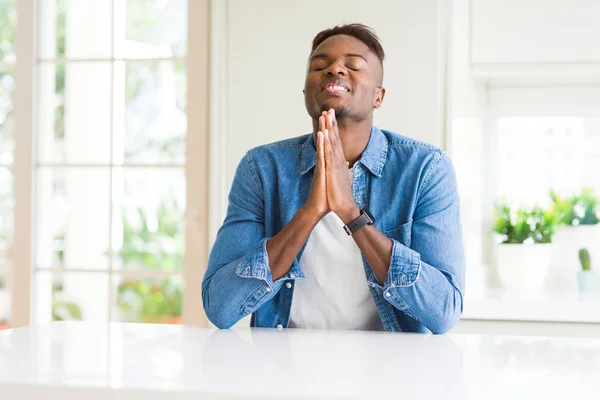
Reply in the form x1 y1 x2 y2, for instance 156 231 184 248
300 126 388 178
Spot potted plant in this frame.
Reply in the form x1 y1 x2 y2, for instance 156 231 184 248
493 203 558 291
551 188 600 289
577 249 597 293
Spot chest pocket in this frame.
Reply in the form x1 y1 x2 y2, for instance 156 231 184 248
382 220 412 248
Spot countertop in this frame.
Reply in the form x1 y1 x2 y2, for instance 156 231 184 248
1 322 599 399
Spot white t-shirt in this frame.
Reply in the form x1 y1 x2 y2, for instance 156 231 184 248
289 168 384 331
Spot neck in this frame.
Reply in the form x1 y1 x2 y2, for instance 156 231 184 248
312 115 373 168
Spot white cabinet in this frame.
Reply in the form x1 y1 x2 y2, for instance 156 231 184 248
471 0 600 65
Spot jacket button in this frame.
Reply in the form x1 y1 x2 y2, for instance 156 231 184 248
286 282 292 289
276 324 283 330
266 286 272 293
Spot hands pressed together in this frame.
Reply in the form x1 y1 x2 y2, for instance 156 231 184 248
304 109 361 225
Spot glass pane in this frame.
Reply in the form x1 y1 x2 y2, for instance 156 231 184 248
35 271 109 323
112 168 185 271
113 61 186 164
114 0 188 59
36 168 110 269
0 70 15 164
37 63 112 164
0 273 10 330
0 167 13 264
38 0 112 59
496 117 599 205
0 0 16 64
112 276 182 323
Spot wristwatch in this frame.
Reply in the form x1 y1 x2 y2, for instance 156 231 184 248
343 209 375 236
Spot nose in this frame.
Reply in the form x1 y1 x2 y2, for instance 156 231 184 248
324 60 348 77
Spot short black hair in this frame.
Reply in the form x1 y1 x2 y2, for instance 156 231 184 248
310 23 385 64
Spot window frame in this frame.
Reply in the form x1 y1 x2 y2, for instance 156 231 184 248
10 0 211 327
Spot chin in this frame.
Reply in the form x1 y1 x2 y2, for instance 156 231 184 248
319 104 351 119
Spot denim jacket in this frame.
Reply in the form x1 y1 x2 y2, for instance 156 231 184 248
202 127 465 334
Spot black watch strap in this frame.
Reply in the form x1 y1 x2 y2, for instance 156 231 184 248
343 209 375 236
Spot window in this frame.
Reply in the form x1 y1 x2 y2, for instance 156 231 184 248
496 117 600 206
33 0 187 324
454 85 600 302
4 0 213 328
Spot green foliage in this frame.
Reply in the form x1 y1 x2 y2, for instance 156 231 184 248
56 0 66 57
118 200 184 271
117 277 182 322
52 300 83 321
51 281 83 321
116 200 184 322
579 248 592 271
0 0 16 62
579 188 600 225
493 203 559 244
550 188 600 226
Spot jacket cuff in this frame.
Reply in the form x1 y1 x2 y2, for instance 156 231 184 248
235 238 306 286
384 239 421 288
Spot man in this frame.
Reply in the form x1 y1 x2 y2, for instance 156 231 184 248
202 24 465 334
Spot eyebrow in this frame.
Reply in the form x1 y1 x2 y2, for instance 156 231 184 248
310 53 368 63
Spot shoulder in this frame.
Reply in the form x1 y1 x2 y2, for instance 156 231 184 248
247 134 310 155
241 133 311 179
379 128 455 185
244 133 310 166
382 129 445 159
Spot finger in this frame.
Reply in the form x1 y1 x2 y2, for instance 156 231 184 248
319 115 326 134
328 110 342 147
318 131 326 179
328 110 336 138
329 110 345 158
316 131 323 169
324 129 332 170
325 113 338 154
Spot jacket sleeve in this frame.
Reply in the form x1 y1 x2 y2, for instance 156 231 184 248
201 152 289 328
368 153 466 334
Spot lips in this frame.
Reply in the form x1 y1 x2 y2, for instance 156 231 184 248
323 81 350 94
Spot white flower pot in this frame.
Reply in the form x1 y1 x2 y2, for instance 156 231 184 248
578 270 598 293
551 225 600 290
496 243 552 291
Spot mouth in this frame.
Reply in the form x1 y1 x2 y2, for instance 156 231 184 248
322 81 350 95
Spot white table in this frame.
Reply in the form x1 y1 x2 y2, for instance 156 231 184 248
1 322 599 399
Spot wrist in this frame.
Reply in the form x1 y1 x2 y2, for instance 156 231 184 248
337 205 361 225
299 205 326 224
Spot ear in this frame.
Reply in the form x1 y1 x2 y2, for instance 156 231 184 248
373 87 386 109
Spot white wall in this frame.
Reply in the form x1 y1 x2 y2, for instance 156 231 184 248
447 0 487 290
471 0 600 64
223 0 448 193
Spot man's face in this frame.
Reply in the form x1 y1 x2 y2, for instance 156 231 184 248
304 34 385 123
